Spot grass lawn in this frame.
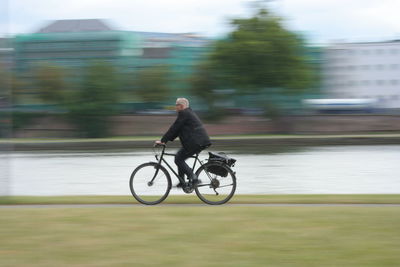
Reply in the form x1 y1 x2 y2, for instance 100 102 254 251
1 206 399 266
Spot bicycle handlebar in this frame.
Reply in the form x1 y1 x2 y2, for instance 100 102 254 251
153 142 166 148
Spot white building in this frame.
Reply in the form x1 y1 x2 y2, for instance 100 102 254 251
323 40 400 109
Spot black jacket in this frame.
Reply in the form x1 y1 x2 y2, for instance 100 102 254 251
161 108 211 153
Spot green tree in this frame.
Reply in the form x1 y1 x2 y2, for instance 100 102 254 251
0 65 11 137
135 65 171 103
0 65 23 103
9 74 28 104
33 63 67 104
0 67 41 135
189 61 224 120
66 62 119 138
211 8 315 115
0 65 10 99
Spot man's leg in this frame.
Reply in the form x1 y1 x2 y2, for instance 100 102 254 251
174 148 195 180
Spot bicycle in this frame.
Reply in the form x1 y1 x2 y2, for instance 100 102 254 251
129 144 237 205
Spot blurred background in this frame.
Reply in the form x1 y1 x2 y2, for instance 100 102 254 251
1 0 400 196
1 0 400 139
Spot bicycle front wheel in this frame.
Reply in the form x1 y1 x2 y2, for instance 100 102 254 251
129 162 172 205
195 162 236 205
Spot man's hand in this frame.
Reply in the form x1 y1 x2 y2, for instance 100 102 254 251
154 140 165 146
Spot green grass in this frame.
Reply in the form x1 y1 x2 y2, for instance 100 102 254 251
1 206 399 266
1 194 400 205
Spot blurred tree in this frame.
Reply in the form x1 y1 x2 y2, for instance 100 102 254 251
9 75 28 104
211 7 315 116
0 66 11 137
0 67 42 135
135 65 171 103
66 62 118 138
33 63 67 104
190 61 216 106
0 66 10 98
0 66 23 103
189 61 224 120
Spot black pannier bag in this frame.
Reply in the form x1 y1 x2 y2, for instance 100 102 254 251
206 152 236 177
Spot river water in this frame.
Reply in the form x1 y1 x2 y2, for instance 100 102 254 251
2 145 400 196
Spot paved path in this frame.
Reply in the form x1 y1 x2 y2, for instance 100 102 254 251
1 203 400 208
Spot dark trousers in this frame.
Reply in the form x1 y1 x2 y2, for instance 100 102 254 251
174 147 200 180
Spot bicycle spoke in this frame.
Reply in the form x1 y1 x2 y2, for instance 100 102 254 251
203 172 214 181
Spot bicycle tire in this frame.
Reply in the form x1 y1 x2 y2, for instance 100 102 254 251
194 162 236 205
129 162 172 205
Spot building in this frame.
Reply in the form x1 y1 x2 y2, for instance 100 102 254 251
14 19 143 73
13 19 210 107
129 31 211 99
0 37 14 70
322 40 400 109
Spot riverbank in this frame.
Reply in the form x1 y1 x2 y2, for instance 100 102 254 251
1 133 400 151
1 194 400 205
11 114 400 138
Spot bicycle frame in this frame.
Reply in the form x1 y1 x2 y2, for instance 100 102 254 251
152 145 203 185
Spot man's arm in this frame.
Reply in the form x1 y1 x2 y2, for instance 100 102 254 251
160 112 186 143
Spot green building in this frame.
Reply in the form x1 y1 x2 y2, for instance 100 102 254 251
13 19 210 109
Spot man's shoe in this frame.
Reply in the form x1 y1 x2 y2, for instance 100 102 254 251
192 179 201 186
189 174 197 181
189 175 201 186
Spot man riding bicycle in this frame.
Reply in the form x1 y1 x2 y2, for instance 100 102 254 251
155 98 211 186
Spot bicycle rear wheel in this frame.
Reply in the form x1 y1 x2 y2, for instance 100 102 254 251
129 162 172 205
195 162 236 205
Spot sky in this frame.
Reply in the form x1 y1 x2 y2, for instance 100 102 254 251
1 0 400 44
